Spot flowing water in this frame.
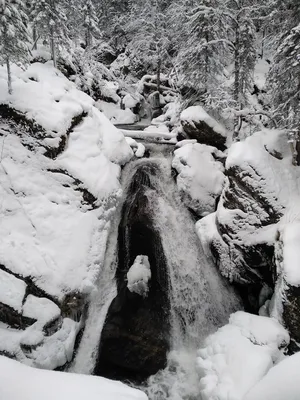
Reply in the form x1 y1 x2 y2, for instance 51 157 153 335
70 141 241 398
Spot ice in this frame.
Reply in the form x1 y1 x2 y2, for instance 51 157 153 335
127 255 151 297
0 355 148 400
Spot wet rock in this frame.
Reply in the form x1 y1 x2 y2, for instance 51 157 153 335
95 163 170 383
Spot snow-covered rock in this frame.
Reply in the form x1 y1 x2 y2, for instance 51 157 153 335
244 352 300 400
0 60 133 369
0 355 147 400
197 130 297 304
172 143 225 217
96 100 138 124
180 106 228 151
197 311 289 400
127 255 151 297
270 214 300 351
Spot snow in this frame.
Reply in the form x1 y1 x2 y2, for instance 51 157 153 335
121 125 177 141
0 62 94 136
0 356 148 400
125 137 146 158
197 311 289 400
254 58 270 91
0 270 26 312
127 255 151 297
175 139 197 148
0 60 134 369
22 296 61 324
59 107 133 199
277 219 300 286
244 352 300 400
180 106 227 138
172 143 225 216
95 100 137 124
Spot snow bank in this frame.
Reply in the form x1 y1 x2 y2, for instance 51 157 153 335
58 107 133 198
0 356 147 400
244 352 300 400
127 255 151 297
180 106 227 138
0 62 94 136
172 143 225 216
96 100 137 124
197 311 289 400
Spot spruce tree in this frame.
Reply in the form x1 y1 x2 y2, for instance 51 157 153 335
177 0 230 102
30 0 69 68
82 0 101 48
0 0 31 94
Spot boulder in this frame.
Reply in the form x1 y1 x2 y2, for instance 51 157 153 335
197 129 293 312
180 106 228 151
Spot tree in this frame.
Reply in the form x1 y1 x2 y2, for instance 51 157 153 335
177 0 230 103
30 0 69 68
0 0 31 94
82 0 101 48
224 0 257 138
126 0 171 89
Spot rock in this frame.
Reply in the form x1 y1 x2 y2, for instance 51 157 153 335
197 130 293 312
180 106 228 151
172 143 225 218
270 218 300 352
95 163 170 383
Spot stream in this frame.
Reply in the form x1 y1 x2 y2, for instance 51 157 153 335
69 140 242 399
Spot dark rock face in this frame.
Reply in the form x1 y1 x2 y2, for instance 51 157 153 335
181 119 227 151
95 163 170 383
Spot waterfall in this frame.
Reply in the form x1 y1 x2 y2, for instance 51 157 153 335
69 142 241 398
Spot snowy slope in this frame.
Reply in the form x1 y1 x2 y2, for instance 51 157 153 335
0 60 133 369
0 356 147 400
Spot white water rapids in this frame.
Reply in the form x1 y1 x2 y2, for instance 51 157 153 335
69 142 241 399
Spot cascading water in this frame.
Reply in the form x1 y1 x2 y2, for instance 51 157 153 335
69 141 241 399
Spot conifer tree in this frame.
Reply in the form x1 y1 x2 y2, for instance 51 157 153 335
82 0 101 48
0 0 31 94
30 0 69 68
178 0 230 101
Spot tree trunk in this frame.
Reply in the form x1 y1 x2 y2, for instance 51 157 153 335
50 25 57 68
33 27 38 50
156 57 161 93
6 57 12 95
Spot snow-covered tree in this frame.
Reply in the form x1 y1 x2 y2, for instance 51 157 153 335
177 0 230 102
82 0 101 48
0 0 31 94
30 0 69 68
126 0 171 88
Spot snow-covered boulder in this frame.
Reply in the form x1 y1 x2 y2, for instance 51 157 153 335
127 255 151 297
197 311 289 400
172 143 225 217
0 356 147 400
244 352 300 400
180 106 228 151
197 129 298 309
